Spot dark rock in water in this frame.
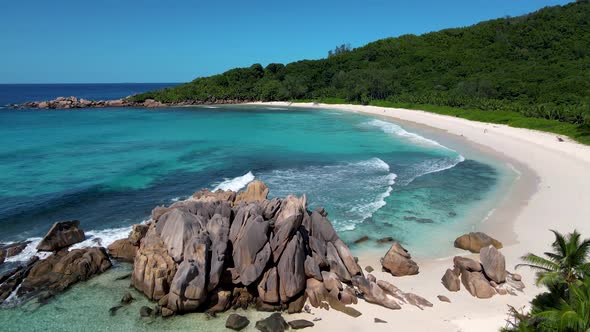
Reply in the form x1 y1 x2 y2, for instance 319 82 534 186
139 306 153 317
255 313 289 332
403 216 434 224
161 307 174 317
376 237 394 244
226 314 250 331
0 257 39 303
381 242 419 276
121 291 134 304
454 232 502 253
448 211 457 217
36 220 85 251
16 247 111 302
354 236 370 244
0 241 31 261
365 266 374 273
288 319 315 329
374 318 387 323
109 305 123 316
437 295 451 303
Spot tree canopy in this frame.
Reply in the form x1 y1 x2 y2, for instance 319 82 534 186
129 1 590 127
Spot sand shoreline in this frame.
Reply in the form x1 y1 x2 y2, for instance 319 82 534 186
250 101 590 331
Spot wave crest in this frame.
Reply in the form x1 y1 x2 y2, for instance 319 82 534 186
212 171 255 192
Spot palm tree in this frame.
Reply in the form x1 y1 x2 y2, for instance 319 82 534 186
516 230 590 288
536 277 590 332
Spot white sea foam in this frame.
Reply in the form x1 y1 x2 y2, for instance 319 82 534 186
70 226 133 250
6 223 146 264
363 118 466 184
267 107 289 111
363 119 451 150
212 171 255 192
258 158 396 232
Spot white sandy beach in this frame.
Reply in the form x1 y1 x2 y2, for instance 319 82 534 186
252 102 590 332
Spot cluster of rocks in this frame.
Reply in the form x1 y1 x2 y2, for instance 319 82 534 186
0 241 30 265
11 96 254 110
103 180 432 320
441 233 524 298
0 220 111 304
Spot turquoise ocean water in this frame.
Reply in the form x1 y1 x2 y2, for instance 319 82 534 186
0 85 516 330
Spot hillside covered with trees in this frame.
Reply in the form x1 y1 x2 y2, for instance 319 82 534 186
130 1 589 132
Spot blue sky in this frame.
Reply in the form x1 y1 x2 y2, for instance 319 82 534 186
0 0 572 83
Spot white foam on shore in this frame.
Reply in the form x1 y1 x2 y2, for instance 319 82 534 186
212 171 255 192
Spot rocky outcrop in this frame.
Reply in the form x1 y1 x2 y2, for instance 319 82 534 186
131 184 363 315
454 232 502 253
441 242 523 299
36 220 85 251
16 247 111 301
12 96 256 110
0 241 30 265
381 242 419 276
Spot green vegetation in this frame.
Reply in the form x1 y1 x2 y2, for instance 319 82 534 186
504 230 590 332
129 1 590 143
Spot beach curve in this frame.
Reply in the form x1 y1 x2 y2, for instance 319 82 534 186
251 101 590 332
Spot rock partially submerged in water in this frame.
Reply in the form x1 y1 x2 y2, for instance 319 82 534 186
36 220 85 252
132 181 364 315
0 241 31 265
17 247 111 301
454 232 502 253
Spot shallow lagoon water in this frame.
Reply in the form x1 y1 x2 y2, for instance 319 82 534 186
0 101 516 330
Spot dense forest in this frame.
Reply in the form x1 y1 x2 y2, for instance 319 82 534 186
130 1 590 127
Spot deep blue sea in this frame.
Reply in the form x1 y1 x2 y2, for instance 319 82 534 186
0 84 515 330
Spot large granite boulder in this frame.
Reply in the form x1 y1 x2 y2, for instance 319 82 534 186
132 232 177 300
460 269 496 299
381 242 419 276
454 232 502 253
36 221 85 251
480 245 507 284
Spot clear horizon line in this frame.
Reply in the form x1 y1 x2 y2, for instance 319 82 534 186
0 82 185 85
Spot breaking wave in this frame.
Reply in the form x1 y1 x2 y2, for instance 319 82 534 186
212 171 255 192
257 158 396 231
